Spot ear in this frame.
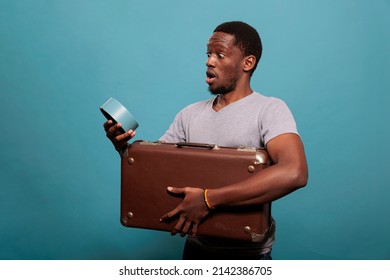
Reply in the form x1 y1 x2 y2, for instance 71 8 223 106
242 55 256 73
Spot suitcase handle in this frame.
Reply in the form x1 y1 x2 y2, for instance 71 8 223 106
176 142 217 150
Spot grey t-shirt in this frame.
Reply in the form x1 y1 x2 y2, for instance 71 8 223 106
160 91 298 148
159 91 298 256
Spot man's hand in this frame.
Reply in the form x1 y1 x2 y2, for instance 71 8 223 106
160 187 210 237
103 120 136 153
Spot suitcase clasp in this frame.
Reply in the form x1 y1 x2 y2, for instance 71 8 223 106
254 151 269 165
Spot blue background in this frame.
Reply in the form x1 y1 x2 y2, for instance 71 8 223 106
1 0 389 260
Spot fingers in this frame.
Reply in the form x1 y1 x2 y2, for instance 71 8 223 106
160 206 180 222
166 186 185 195
104 120 134 138
191 222 199 237
160 187 186 222
103 120 115 131
165 215 198 237
161 186 204 237
180 220 193 237
160 204 193 237
104 121 122 138
173 219 200 237
103 120 136 151
113 129 136 143
172 216 186 236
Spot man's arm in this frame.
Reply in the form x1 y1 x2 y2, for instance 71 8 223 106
208 133 308 207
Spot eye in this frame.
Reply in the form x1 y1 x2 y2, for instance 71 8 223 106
206 51 211 57
218 53 225 59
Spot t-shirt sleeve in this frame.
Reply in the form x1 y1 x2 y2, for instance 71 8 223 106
261 98 298 146
159 110 187 143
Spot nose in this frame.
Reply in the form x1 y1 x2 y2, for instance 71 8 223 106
206 55 216 68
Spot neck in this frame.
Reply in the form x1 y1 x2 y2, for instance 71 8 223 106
213 84 253 111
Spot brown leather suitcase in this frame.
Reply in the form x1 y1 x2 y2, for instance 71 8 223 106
120 140 272 242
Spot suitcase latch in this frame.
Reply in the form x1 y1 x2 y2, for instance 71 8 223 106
237 148 269 166
254 151 268 165
247 151 269 173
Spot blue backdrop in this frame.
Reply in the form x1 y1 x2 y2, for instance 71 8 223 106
1 0 389 260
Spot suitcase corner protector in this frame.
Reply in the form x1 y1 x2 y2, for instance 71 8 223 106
120 218 128 227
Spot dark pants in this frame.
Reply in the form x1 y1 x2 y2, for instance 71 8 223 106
182 239 272 260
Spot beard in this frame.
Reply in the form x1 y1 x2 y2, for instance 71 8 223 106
208 82 237 96
208 74 239 95
207 66 240 96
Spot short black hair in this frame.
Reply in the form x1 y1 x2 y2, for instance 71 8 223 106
214 21 262 74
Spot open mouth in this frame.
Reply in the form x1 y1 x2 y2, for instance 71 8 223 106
206 70 217 84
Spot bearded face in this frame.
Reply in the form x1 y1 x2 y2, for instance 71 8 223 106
205 32 245 96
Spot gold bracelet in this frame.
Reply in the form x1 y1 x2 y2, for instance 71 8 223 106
203 189 215 210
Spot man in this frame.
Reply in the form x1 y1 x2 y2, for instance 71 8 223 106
104 21 308 259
